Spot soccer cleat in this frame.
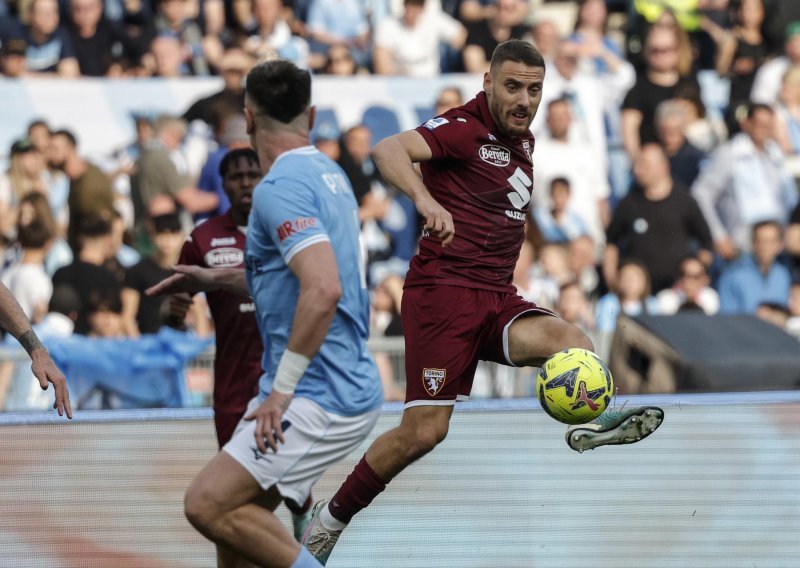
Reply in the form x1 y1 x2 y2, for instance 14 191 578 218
566 406 664 453
292 509 312 542
301 499 343 566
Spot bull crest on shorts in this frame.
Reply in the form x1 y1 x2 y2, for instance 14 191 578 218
422 368 446 397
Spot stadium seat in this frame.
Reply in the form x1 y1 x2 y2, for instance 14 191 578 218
311 108 340 141
361 106 401 147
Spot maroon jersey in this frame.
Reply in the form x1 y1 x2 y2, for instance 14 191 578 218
179 211 262 414
410 91 535 293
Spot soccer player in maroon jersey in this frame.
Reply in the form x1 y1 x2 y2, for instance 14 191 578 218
162 148 314 552
302 39 664 563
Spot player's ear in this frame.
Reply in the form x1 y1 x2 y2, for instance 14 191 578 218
244 107 255 136
483 71 491 95
308 106 317 133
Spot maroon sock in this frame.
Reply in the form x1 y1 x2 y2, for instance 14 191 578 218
285 494 313 515
328 456 388 524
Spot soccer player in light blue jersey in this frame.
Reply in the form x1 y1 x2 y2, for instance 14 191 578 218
147 60 382 568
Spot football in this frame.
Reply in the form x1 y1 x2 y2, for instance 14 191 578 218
536 348 613 425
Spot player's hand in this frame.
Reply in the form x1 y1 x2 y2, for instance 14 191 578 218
145 265 219 296
166 293 192 320
244 391 292 454
30 349 72 419
416 194 455 247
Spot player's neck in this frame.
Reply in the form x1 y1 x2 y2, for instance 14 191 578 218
253 130 310 173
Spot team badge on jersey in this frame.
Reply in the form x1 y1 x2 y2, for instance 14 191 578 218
424 117 449 130
479 144 511 167
422 368 446 396
522 140 532 163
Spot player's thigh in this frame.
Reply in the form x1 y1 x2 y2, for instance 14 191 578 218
401 286 486 403
506 312 593 367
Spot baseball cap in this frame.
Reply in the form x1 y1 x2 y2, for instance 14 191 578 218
10 137 35 155
1 38 27 57
786 21 800 39
313 121 340 142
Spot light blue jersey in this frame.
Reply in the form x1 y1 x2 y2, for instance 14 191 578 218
246 146 383 416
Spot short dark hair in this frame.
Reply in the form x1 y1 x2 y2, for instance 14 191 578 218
76 214 113 238
49 285 81 317
490 40 546 74
219 147 259 178
87 291 122 315
752 219 782 239
18 219 52 249
747 102 774 120
550 177 570 191
245 60 311 124
52 129 78 148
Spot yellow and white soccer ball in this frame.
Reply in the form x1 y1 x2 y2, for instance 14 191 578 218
536 348 613 425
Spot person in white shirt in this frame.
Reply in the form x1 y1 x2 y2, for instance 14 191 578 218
750 21 800 106
656 255 720 315
1 219 53 323
373 0 466 78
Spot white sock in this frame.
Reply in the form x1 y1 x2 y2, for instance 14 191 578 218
319 503 348 531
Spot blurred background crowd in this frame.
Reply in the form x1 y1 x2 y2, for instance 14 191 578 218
2 0 800 405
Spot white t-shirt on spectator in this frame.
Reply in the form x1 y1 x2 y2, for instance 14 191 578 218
375 11 461 78
1 263 53 321
750 55 790 106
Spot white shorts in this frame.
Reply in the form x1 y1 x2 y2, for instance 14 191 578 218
223 396 380 505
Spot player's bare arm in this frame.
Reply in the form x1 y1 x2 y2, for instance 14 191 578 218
245 241 342 454
373 131 455 247
145 265 249 297
0 282 72 419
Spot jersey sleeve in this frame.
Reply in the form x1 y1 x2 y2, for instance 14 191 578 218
179 233 203 266
253 179 330 265
415 114 477 161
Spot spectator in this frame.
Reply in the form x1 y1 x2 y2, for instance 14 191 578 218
22 0 80 76
47 129 116 247
147 33 184 77
27 119 52 153
52 215 122 335
571 0 627 75
528 18 559 65
773 65 800 165
86 292 125 337
595 259 660 333
692 103 798 258
121 213 188 336
513 240 559 309
656 255 719 315
674 84 726 152
106 208 140 277
131 115 219 234
533 177 588 244
532 98 610 250
373 0 466 78
0 36 27 77
369 274 405 402
622 26 699 159
604 143 713 293
762 0 800 56
655 99 706 190
718 220 792 314
306 0 369 69
569 234 601 296
66 0 148 76
15 191 72 277
245 0 310 68
531 39 608 167
154 0 209 76
196 114 252 221
320 43 358 75
462 0 527 74
707 0 766 134
434 86 464 116
25 121 70 225
0 138 49 241
184 48 252 127
556 280 595 332
0 218 53 323
751 21 800 106
755 301 791 328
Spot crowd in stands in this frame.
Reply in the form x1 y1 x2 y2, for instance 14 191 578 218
3 0 800 403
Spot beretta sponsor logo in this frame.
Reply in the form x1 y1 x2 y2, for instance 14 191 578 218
479 144 511 166
205 247 244 267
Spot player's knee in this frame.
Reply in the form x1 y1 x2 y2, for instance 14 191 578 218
407 421 449 458
184 483 216 535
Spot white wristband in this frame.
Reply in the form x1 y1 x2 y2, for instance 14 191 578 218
272 349 311 395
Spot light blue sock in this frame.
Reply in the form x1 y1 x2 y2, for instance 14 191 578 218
291 546 323 568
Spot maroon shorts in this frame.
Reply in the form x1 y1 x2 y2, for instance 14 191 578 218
215 409 246 449
401 285 555 407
